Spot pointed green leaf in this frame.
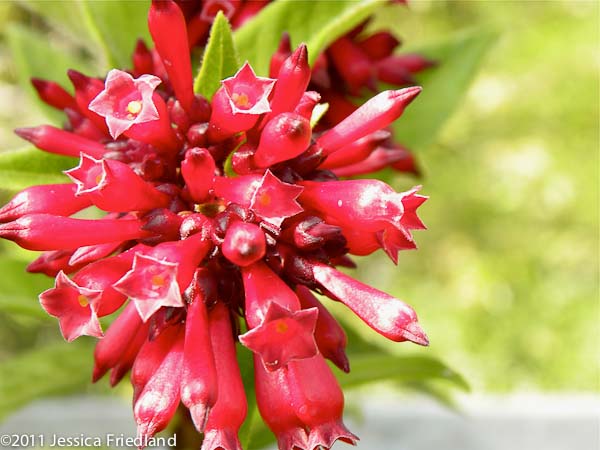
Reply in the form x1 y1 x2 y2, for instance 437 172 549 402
0 147 75 191
340 353 470 392
5 23 95 123
234 0 382 76
194 11 240 100
0 341 94 420
394 29 497 149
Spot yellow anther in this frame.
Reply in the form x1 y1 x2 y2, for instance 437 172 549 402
126 100 143 115
78 295 89 307
275 321 289 334
258 193 271 207
231 92 250 108
151 275 165 287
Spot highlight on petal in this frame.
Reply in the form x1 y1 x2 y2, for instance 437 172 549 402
113 253 183 322
88 69 161 139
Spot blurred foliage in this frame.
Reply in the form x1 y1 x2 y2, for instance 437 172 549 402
354 0 599 392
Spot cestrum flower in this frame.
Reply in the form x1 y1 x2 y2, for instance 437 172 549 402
0 1 432 449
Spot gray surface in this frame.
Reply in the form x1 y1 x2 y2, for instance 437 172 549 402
0 393 598 449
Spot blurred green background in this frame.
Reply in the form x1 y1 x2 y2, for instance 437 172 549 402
0 0 597 419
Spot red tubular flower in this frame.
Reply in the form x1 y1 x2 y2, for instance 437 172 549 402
27 250 82 277
296 285 349 372
357 31 400 60
89 70 179 152
67 70 110 135
14 125 106 159
315 87 422 155
208 63 275 141
253 356 308 450
180 270 219 433
0 214 153 251
300 179 406 232
131 324 179 404
287 355 358 450
201 302 247 450
31 78 78 111
319 130 390 170
268 32 291 78
69 241 124 267
241 261 300 328
110 323 149 387
65 154 171 212
0 184 91 223
39 271 103 341
253 112 312 168
134 326 184 445
181 147 216 203
93 301 144 382
132 39 155 78
328 36 374 95
312 262 428 345
331 144 420 177
264 44 311 121
148 0 195 113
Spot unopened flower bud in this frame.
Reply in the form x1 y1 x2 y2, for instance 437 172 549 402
222 221 266 267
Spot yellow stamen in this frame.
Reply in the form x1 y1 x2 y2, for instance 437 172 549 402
126 100 143 115
78 295 89 307
151 275 165 287
258 193 271 207
231 92 250 108
275 321 289 334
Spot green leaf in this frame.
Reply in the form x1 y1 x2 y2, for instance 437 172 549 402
14 0 95 48
5 23 95 123
0 257 53 320
234 0 382 76
0 341 94 420
0 147 75 191
79 0 151 70
16 0 150 71
340 353 470 392
394 29 497 149
194 11 240 100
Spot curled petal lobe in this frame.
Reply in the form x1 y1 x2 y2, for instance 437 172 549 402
222 63 275 115
88 69 161 139
250 171 304 228
39 271 103 342
240 301 319 370
113 253 183 322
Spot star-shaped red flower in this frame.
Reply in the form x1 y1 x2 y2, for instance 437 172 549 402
113 253 183 321
39 271 103 341
240 301 319 371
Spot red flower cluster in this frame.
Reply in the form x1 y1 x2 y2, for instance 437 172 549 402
0 2 429 449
